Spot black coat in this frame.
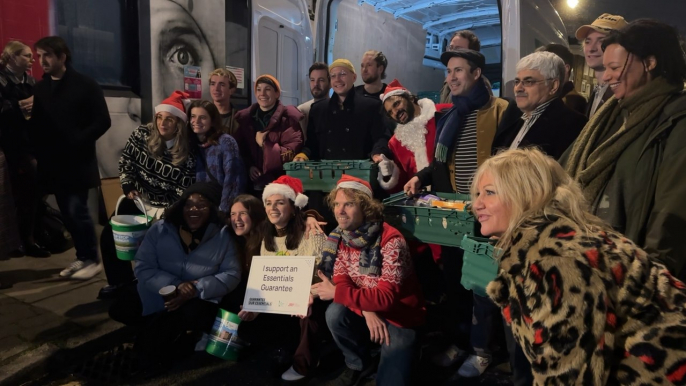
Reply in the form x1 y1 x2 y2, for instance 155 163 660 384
303 88 390 160
31 66 111 193
0 67 35 155
492 97 587 160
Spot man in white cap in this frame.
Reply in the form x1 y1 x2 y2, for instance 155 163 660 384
313 175 424 386
575 13 628 118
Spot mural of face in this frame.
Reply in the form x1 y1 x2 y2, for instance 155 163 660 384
150 0 225 106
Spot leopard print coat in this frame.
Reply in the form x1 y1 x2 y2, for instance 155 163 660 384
486 215 686 385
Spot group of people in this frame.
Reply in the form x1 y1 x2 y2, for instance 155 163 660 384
1 10 686 386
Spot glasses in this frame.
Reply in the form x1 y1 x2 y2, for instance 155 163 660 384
514 78 553 87
330 71 349 80
184 203 210 211
156 115 178 126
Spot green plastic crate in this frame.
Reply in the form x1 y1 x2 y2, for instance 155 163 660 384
460 235 499 297
283 160 378 192
382 191 475 247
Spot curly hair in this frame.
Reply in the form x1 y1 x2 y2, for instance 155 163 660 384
327 188 384 224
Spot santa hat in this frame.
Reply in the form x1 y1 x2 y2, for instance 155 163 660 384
155 91 191 123
380 79 410 103
337 175 373 198
263 176 309 208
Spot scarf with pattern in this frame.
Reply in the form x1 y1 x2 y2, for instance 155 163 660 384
319 222 383 278
434 77 490 163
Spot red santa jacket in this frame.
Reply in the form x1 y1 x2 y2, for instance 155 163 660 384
332 223 426 328
379 99 452 192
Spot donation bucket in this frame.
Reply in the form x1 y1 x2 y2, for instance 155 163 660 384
110 195 152 261
206 309 243 360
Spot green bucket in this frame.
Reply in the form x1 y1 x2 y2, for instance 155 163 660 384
110 195 152 261
205 309 242 360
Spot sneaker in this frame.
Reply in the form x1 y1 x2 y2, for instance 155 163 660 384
281 366 306 382
326 365 376 386
432 344 468 367
61 260 102 280
456 354 491 378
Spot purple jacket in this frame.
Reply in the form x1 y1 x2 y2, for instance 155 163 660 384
234 101 303 187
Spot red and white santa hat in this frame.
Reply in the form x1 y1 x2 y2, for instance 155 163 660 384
336 175 373 198
155 90 191 123
380 79 410 103
263 175 309 208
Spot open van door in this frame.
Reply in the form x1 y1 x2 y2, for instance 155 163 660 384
252 0 314 106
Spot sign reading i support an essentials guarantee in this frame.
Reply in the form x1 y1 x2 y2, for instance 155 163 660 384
242 256 316 316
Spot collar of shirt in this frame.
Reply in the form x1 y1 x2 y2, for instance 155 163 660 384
521 98 555 121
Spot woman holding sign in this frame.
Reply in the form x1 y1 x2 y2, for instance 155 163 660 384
238 176 328 382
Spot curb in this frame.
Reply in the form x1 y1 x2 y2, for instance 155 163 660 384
0 320 125 386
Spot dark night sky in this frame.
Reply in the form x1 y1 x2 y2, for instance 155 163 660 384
548 0 686 40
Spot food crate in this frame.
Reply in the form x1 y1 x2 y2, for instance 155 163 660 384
283 160 378 192
460 235 499 297
382 191 475 247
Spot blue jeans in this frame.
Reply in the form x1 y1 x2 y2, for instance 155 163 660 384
325 303 416 386
54 190 98 262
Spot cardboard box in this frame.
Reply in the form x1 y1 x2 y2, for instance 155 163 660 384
101 178 124 216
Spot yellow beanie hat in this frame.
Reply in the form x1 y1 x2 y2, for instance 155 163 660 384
329 59 355 74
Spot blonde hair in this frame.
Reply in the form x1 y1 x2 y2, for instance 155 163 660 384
146 118 190 165
470 148 606 250
1 41 28 67
208 68 237 89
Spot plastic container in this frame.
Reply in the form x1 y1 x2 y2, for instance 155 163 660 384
382 191 476 247
283 160 378 191
110 195 152 261
205 309 243 360
460 235 499 297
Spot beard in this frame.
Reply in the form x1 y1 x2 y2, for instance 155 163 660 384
395 101 415 124
362 73 379 84
310 87 326 99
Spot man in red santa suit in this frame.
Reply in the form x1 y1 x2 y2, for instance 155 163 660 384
376 79 452 193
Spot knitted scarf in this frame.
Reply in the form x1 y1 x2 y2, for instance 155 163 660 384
434 78 490 162
565 77 682 210
319 222 383 278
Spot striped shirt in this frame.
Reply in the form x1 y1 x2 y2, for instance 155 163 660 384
453 111 478 193
509 98 555 150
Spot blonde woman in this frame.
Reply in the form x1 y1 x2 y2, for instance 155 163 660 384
99 91 197 300
0 41 48 258
471 148 686 385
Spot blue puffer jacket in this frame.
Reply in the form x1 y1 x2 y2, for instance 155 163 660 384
134 220 241 316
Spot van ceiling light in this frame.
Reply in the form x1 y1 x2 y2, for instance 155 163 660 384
567 0 578 8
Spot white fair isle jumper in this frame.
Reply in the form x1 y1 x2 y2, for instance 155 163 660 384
260 233 326 281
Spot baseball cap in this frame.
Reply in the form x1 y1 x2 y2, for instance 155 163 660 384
575 13 628 40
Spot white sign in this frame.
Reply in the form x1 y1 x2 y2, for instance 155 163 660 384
226 66 245 89
242 256 316 316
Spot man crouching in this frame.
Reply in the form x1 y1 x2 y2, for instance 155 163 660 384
312 175 425 386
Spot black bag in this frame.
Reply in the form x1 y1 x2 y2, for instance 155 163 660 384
34 201 74 254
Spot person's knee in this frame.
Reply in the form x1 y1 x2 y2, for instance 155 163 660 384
325 302 349 332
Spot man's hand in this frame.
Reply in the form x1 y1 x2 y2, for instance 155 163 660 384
256 131 267 147
363 311 390 346
238 305 259 322
305 216 326 239
312 270 335 301
127 190 140 200
377 154 394 178
371 154 384 163
403 176 421 196
249 166 262 181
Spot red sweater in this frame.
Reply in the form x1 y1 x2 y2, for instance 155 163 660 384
332 224 426 328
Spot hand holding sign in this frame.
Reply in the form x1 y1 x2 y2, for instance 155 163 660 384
312 270 335 301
